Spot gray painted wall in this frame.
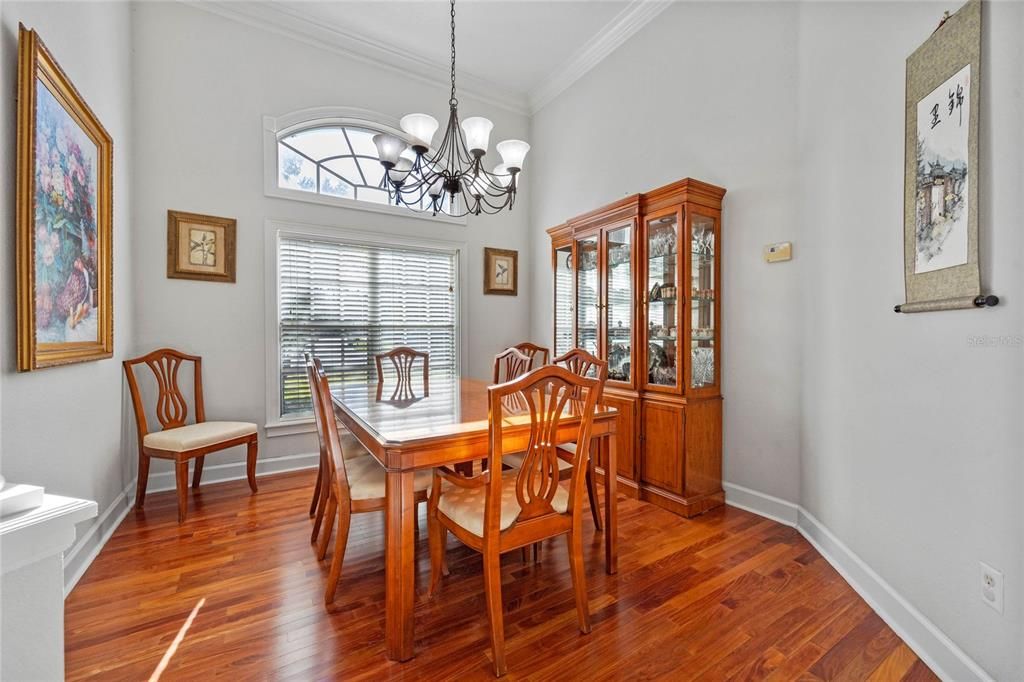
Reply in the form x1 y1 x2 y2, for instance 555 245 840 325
0 1 135 576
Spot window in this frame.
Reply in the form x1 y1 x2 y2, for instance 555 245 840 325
275 232 460 419
276 124 449 213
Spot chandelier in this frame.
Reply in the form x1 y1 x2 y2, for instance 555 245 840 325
371 0 529 217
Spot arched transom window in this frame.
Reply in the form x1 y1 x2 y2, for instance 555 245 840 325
277 125 440 211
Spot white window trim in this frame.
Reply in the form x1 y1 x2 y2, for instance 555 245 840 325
263 217 469 437
263 106 467 226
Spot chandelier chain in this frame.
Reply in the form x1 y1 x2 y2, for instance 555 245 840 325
449 0 457 107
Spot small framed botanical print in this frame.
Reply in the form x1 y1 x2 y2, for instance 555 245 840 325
484 247 517 296
167 210 236 283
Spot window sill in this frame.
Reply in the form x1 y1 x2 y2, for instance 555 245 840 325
264 418 316 438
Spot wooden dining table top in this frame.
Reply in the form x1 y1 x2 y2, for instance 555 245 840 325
329 375 618 468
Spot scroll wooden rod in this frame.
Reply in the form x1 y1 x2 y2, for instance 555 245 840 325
894 294 999 313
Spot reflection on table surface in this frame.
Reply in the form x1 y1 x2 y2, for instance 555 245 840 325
330 374 616 444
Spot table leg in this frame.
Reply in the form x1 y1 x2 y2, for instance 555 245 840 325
604 433 618 574
385 469 416 661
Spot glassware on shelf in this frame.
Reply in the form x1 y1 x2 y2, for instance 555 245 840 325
605 225 632 383
576 236 599 356
690 215 716 388
646 213 678 387
554 245 573 357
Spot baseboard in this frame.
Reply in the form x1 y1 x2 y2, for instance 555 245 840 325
722 481 991 682
62 452 319 597
723 481 799 526
796 508 992 682
145 451 319 493
63 480 135 597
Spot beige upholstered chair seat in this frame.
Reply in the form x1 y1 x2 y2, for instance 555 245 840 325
503 451 574 472
143 421 257 452
344 455 433 501
437 472 569 537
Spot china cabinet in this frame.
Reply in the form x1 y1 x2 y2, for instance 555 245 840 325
548 178 725 517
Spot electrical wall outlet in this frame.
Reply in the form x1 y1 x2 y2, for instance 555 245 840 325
764 241 792 263
979 561 1004 614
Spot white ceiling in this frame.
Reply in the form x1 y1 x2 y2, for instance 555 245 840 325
282 1 628 96
199 1 671 113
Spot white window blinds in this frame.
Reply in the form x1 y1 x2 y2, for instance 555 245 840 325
278 235 458 417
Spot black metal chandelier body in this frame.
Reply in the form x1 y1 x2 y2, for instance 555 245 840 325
372 0 529 217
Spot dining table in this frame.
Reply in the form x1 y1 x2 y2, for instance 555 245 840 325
330 374 619 662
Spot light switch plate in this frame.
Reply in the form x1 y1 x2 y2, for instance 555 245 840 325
764 242 792 263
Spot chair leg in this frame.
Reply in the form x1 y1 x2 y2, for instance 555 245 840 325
586 462 603 531
311 466 329 544
135 453 150 510
175 462 189 524
566 528 592 634
192 456 205 489
309 456 323 517
246 439 259 493
324 503 352 605
317 495 337 561
427 505 446 596
482 547 507 676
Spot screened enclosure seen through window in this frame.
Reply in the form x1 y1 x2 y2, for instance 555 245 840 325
278 235 459 417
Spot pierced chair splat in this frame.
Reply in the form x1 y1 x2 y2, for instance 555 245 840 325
492 346 532 384
512 342 550 370
375 347 430 401
123 348 258 523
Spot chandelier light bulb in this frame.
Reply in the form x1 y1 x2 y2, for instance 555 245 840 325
460 117 494 156
428 176 445 198
372 133 407 168
496 140 530 172
400 113 439 151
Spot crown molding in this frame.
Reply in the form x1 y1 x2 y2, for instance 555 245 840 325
528 0 672 114
180 1 531 116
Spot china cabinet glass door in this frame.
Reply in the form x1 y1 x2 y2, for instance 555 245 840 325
553 244 574 357
604 226 632 384
689 214 717 389
644 212 680 389
576 235 600 358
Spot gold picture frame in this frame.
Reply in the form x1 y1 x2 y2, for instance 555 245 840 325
483 247 518 296
167 210 237 283
17 25 113 371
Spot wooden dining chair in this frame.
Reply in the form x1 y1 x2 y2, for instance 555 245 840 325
375 347 429 401
124 348 258 523
306 355 369 547
307 355 432 605
427 364 602 676
513 342 550 369
492 346 531 384
502 348 607 531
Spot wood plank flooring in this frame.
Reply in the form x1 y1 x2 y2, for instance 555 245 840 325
64 470 937 680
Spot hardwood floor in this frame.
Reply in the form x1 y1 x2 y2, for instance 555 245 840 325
65 470 937 680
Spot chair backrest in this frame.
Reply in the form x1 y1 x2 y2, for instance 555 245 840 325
306 354 352 501
487 365 602 533
375 347 429 400
513 342 550 370
554 347 608 400
493 346 532 384
123 348 204 441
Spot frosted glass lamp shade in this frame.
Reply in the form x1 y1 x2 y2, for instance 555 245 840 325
400 114 439 150
372 133 407 167
496 139 530 171
460 116 493 155
492 163 513 188
428 176 445 198
388 157 413 184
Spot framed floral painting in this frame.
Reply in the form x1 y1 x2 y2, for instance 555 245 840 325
17 25 113 371
166 210 237 283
